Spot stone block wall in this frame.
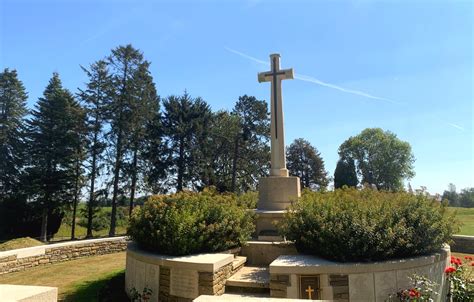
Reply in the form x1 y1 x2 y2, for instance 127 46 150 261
451 235 474 254
198 263 233 296
0 237 127 275
126 244 236 301
270 274 290 298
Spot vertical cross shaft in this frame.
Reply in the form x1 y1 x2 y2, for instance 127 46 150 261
258 54 294 177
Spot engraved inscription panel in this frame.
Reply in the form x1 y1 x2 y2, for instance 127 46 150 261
299 275 321 300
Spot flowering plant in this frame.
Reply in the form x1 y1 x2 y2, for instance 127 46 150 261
445 255 474 302
386 274 438 302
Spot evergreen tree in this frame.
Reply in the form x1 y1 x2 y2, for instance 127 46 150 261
334 157 358 189
287 138 329 190
26 73 80 241
69 100 87 240
79 60 111 238
125 62 158 216
0 68 28 198
106 44 148 236
161 92 211 191
230 95 270 192
202 110 241 192
142 97 166 193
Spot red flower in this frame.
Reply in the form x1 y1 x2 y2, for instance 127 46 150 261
450 256 462 266
471 261 474 266
409 289 421 298
445 266 456 274
465 256 473 261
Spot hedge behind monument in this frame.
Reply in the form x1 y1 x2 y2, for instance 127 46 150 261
128 189 255 255
279 188 458 262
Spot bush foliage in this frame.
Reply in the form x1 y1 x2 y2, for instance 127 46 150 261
279 188 458 262
128 189 255 255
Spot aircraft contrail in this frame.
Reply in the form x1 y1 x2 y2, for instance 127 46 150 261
224 47 400 104
225 47 465 132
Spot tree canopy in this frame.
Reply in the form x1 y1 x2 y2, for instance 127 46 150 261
338 128 415 191
286 138 328 190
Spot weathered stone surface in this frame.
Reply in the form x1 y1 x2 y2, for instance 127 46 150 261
0 237 127 275
0 284 58 302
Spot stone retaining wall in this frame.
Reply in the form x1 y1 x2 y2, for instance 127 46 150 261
451 235 474 254
0 236 127 275
126 243 236 302
269 245 451 302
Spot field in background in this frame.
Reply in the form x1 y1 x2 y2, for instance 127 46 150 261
53 205 129 241
450 207 474 236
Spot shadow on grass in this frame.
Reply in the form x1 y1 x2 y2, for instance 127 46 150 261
63 270 129 302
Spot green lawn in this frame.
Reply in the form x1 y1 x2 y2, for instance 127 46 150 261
450 207 474 236
0 237 44 251
53 223 127 241
0 252 127 301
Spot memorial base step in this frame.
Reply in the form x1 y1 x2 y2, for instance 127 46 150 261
225 266 270 295
257 230 282 242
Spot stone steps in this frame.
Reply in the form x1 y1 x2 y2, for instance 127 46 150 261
225 266 270 295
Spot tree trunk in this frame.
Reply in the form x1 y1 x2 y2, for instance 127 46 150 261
71 158 81 240
110 61 128 237
177 137 184 192
129 147 138 216
40 207 48 242
87 125 99 238
109 128 123 237
231 137 239 193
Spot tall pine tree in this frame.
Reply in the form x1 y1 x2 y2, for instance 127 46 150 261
0 69 28 198
161 92 211 191
27 73 81 241
125 62 158 216
106 44 149 236
79 60 111 238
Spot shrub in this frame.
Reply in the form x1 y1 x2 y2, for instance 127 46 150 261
279 188 458 262
236 191 258 209
128 189 255 255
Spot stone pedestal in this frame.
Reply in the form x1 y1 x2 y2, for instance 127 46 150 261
256 176 300 240
257 176 300 211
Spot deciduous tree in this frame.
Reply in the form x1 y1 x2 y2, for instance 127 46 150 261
338 128 415 191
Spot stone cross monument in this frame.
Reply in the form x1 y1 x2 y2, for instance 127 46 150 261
258 54 294 177
255 54 301 239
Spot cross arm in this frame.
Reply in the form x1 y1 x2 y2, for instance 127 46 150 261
257 68 294 83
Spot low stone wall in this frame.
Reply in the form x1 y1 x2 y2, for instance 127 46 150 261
451 235 474 254
126 243 236 302
0 236 127 275
269 245 451 302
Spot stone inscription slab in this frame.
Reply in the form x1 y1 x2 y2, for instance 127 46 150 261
170 268 199 299
299 275 320 300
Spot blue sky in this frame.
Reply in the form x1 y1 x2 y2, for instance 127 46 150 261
1 0 472 194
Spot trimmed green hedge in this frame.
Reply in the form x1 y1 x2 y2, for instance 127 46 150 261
128 189 255 256
279 188 458 262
